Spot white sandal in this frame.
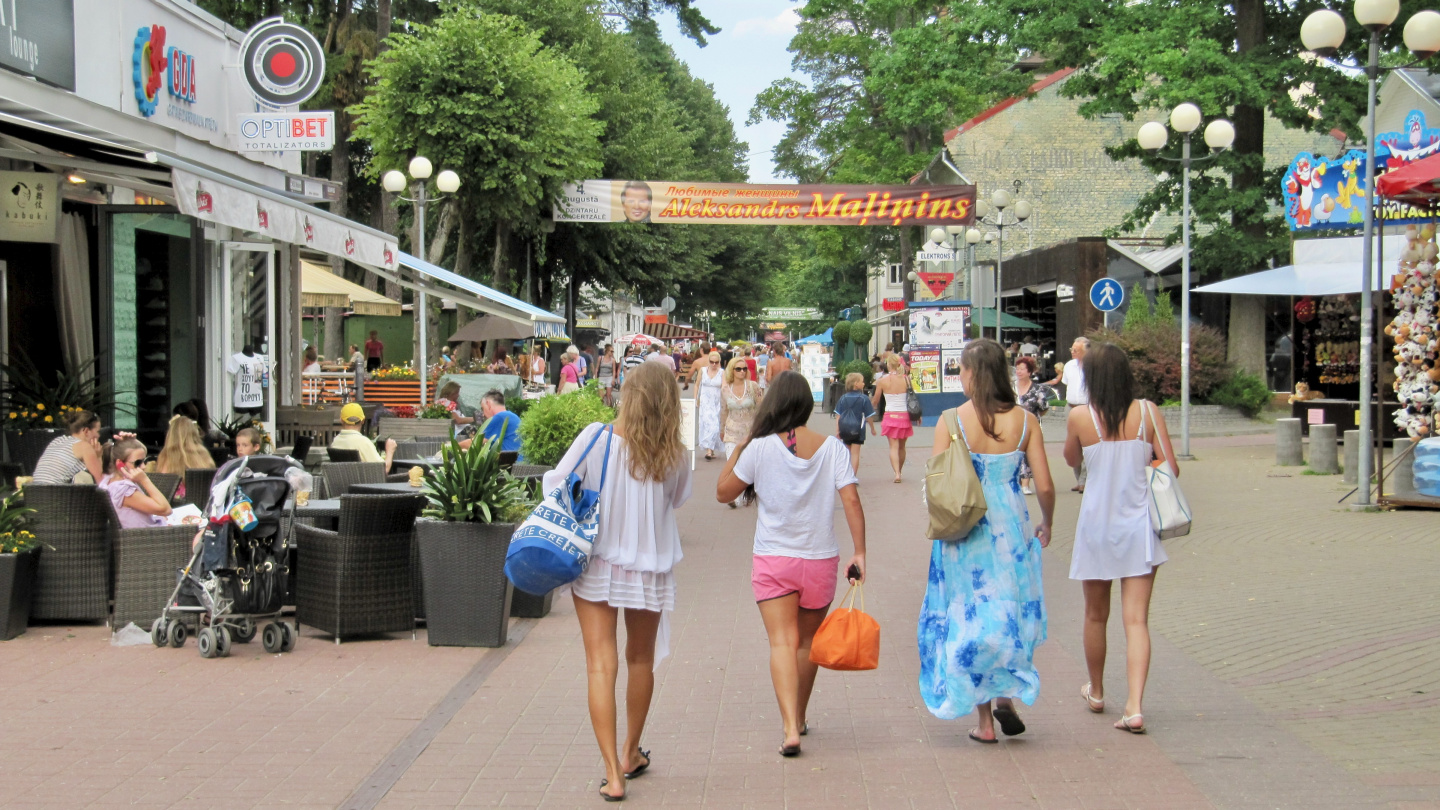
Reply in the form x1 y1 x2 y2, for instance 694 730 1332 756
1114 713 1145 734
1081 682 1104 713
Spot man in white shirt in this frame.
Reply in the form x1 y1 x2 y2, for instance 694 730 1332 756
1019 335 1039 357
1061 337 1090 492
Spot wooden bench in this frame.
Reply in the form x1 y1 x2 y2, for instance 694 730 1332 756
377 417 454 441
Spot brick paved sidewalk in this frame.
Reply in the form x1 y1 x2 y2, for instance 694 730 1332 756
1 413 1437 809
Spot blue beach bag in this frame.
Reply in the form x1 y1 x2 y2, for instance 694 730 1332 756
505 425 614 595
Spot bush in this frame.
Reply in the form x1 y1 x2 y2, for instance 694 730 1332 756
1089 320 1230 404
832 321 852 362
1207 368 1272 417
1122 283 1151 331
839 359 873 388
519 386 616 466
848 319 872 356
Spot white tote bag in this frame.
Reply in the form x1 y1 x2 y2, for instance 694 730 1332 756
1143 403 1192 539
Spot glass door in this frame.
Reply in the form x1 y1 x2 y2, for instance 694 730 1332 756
216 243 276 430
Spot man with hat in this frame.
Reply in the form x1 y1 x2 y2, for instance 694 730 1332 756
330 402 397 473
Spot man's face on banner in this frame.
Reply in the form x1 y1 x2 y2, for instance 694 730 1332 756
621 185 652 222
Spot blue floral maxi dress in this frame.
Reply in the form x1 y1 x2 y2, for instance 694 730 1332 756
918 414 1047 718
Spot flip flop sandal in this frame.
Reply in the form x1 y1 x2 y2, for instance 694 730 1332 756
992 705 1026 736
624 750 650 779
1114 714 1146 734
968 730 999 745
780 741 801 757
599 778 625 802
799 722 809 736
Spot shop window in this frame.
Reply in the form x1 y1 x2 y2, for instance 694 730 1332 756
888 263 903 287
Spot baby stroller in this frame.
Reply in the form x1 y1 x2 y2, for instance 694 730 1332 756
151 455 300 658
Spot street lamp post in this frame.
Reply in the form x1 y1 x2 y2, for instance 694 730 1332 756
1300 2 1440 505
1136 105 1235 460
382 158 461 405
971 186 1033 341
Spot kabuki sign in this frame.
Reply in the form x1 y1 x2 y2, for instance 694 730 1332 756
555 180 976 227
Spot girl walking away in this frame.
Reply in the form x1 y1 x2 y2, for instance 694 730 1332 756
918 339 1055 744
1013 356 1054 495
871 354 913 483
693 351 725 461
598 344 617 407
833 372 876 475
717 371 867 758
720 358 763 507
1064 343 1178 735
548 361 691 801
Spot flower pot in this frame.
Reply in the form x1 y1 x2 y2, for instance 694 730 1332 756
415 520 514 647
6 429 60 476
0 548 40 640
510 587 554 618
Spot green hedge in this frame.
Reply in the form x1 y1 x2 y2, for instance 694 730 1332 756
1208 369 1271 417
518 386 616 466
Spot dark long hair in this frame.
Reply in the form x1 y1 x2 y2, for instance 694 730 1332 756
739 371 813 505
960 339 1015 441
1083 342 1136 438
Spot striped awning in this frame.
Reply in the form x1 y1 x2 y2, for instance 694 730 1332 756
300 261 402 317
642 322 711 341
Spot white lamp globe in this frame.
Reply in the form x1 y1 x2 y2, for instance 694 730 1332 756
1300 8 1346 54
1137 121 1168 151
991 188 1013 210
1405 10 1440 58
907 271 918 282
407 156 433 180
930 227 947 244
984 232 994 243
381 170 407 193
974 199 990 219
1354 0 1400 30
946 224 965 235
436 170 461 193
1204 118 1236 150
1170 103 1202 134
1013 200 1033 221
965 228 984 244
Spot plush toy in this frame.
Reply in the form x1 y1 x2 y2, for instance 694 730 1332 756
1289 382 1324 403
1387 225 1440 437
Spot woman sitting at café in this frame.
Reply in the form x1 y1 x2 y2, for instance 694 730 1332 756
152 415 215 501
32 409 104 484
100 437 173 529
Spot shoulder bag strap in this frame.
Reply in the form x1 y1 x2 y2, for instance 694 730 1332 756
568 423 610 477
593 426 615 492
945 408 970 451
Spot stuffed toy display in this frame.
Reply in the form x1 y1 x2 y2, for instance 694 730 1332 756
1388 223 1440 438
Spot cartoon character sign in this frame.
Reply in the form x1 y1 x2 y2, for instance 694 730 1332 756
1379 110 1440 169
1285 157 1326 227
1285 111 1440 231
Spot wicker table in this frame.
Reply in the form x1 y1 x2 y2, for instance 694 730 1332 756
389 457 437 473
351 482 430 497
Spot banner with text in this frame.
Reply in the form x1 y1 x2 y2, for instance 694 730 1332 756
555 180 976 227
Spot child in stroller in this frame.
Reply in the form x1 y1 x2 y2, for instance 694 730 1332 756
151 454 305 658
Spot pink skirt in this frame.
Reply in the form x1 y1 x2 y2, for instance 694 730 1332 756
880 412 913 439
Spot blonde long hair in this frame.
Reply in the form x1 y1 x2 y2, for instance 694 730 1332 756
725 356 749 384
156 415 215 474
614 361 683 483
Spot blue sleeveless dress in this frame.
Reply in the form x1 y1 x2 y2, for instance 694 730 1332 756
917 412 1048 718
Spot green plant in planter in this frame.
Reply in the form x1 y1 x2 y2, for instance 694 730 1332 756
520 386 616 467
0 351 125 427
848 319 873 359
421 434 531 523
418 402 455 419
0 489 37 554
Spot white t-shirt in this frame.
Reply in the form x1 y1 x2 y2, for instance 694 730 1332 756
1020 342 1039 356
1062 358 1088 405
732 434 859 559
227 352 266 409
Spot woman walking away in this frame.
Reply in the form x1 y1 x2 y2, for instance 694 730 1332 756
919 339 1054 744
558 346 583 394
1064 342 1177 735
717 371 867 758
694 350 725 461
549 361 691 801
598 344 617 407
833 372 876 475
720 357 763 507
871 354 913 483
1014 356 1054 495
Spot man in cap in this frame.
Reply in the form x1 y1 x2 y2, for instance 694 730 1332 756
329 402 397 473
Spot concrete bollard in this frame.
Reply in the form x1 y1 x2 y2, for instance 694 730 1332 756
1391 438 1417 495
1276 418 1304 466
1343 429 1360 485
1309 424 1338 474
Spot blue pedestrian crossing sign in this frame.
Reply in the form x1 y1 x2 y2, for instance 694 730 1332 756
1089 278 1124 312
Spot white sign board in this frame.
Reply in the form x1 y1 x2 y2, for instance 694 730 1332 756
679 398 697 470
800 346 830 403
763 307 824 320
915 249 953 263
0 171 59 243
238 112 335 152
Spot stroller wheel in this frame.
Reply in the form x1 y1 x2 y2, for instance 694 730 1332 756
262 622 284 654
197 627 218 659
280 622 296 652
217 627 233 658
151 618 169 648
167 620 188 648
230 618 256 644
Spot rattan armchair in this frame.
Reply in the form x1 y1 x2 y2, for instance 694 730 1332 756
294 494 418 641
317 462 385 496
27 485 114 622
183 468 217 507
111 525 197 630
146 473 181 503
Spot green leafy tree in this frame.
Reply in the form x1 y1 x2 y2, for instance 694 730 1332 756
1122 283 1152 332
848 318 873 358
1153 290 1176 325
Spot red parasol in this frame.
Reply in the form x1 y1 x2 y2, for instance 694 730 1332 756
1375 151 1440 202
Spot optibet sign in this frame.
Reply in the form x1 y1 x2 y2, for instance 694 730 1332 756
237 112 335 152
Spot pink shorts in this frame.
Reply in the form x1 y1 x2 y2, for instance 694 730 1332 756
880 412 914 439
752 554 839 609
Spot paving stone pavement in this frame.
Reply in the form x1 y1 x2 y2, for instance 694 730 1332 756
1 414 1437 809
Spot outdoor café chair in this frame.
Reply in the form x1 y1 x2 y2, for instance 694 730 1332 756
326 447 362 463
318 462 385 496
27 484 114 622
294 494 418 642
146 473 181 504
111 524 199 631
183 468 217 507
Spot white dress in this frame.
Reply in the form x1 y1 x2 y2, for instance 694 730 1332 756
696 366 724 454
1069 402 1167 581
543 423 693 669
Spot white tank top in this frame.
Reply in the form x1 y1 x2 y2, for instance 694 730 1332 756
884 392 909 413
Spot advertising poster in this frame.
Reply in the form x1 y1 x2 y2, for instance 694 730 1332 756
555 180 975 227
800 347 830 402
908 305 970 349
910 346 942 394
0 171 59 243
941 348 965 393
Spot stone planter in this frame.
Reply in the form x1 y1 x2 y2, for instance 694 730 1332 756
0 548 40 640
415 520 514 647
6 429 61 476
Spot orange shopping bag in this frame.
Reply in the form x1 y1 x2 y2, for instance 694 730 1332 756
808 583 880 671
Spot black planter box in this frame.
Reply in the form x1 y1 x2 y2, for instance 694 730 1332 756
0 548 40 640
415 521 513 647
510 587 554 618
7 429 60 476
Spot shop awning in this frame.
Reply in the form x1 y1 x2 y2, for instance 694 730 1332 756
642 322 710 341
301 261 401 316
394 253 568 338
972 308 1042 329
1194 234 1407 296
448 315 542 343
1376 150 1440 202
796 329 833 345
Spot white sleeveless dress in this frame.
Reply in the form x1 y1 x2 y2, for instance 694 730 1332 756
1069 402 1167 581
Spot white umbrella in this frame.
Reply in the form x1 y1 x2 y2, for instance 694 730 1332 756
620 333 662 346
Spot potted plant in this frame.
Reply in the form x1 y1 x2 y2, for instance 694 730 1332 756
416 433 534 646
0 489 39 640
1 352 122 474
518 384 616 467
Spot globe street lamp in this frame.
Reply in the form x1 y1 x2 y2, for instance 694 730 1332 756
1136 105 1234 460
382 158 461 404
1300 2 1440 505
972 185 1033 340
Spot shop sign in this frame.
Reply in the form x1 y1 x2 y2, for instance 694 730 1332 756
644 313 668 324
132 26 200 117
759 321 786 330
239 18 325 106
908 303 969 349
1056 283 1075 302
916 272 953 297
763 307 823 320
882 298 905 312
915 249 953 263
0 171 58 243
0 0 75 90
237 112 335 152
576 318 602 329
284 173 343 201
